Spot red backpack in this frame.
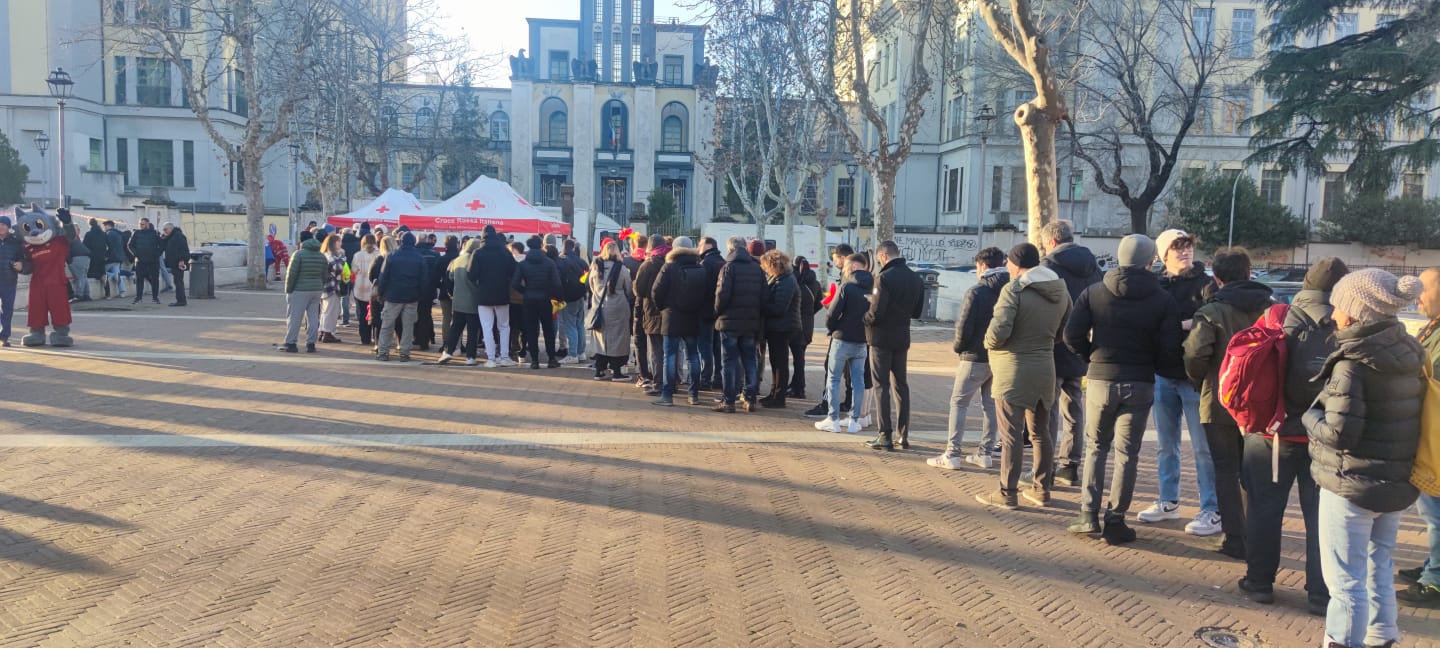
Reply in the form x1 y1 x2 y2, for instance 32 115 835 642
1219 303 1289 436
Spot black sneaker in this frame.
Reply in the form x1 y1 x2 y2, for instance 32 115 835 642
803 402 828 418
280 343 299 353
1102 518 1137 546
1237 578 1275 604
305 343 316 353
1396 583 1440 608
1216 537 1247 560
1055 463 1079 487
1400 565 1425 584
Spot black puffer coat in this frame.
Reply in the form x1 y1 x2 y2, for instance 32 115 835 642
1041 242 1102 378
511 248 561 301
954 269 1009 362
129 227 163 263
699 247 726 320
1278 289 1340 441
864 257 923 350
795 263 821 343
633 254 665 335
714 247 766 335
467 234 517 306
1063 266 1181 383
83 223 109 279
762 271 802 334
1304 319 1425 513
652 249 707 337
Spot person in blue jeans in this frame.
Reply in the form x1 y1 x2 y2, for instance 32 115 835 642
1305 268 1424 648
815 253 871 433
649 242 706 406
1399 268 1440 608
712 236 765 413
697 237 725 389
1139 229 1221 536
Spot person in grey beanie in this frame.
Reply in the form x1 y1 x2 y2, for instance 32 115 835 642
1305 268 1425 648
1061 234 1181 544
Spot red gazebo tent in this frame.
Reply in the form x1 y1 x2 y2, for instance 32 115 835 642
399 176 570 235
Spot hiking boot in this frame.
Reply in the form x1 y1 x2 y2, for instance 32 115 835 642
803 402 829 418
1216 536 1246 560
1021 489 1050 507
1399 565 1425 584
1237 578 1276 604
1102 516 1137 546
1055 463 1079 487
712 401 735 413
305 343 316 353
975 490 1017 511
1136 501 1181 523
866 432 894 451
1067 513 1100 534
1397 583 1440 608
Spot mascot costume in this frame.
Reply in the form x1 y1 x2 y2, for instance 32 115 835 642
15 205 75 347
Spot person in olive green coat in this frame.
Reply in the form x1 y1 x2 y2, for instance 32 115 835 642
282 238 327 352
439 239 482 365
977 243 1072 511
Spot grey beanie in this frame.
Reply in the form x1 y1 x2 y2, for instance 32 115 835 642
1116 234 1157 268
673 235 695 249
1330 268 1422 322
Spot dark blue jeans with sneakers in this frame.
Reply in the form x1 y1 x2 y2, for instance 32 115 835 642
0 284 14 342
721 332 758 405
663 335 701 400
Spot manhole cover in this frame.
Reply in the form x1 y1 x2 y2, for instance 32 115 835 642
1194 627 1263 648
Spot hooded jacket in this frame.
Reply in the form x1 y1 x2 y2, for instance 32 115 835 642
376 239 427 303
826 270 873 344
467 234 518 306
1040 242 1102 378
1183 280 1275 425
511 248 561 302
1305 318 1425 513
285 238 327 294
864 257 924 350
714 247 766 335
762 270 802 334
83 223 109 278
633 253 666 335
953 268 1009 363
1064 266 1182 383
985 265 1071 408
1156 263 1216 380
1277 289 1341 440
699 246 726 320
448 251 480 314
651 248 707 337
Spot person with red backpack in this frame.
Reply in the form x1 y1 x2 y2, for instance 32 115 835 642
1236 258 1347 613
1184 247 1274 560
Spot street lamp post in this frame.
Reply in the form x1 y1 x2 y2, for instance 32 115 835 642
1228 163 1250 249
33 131 50 203
289 142 301 243
973 104 996 252
46 68 74 208
845 160 858 250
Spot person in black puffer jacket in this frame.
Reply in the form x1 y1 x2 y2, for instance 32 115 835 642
698 237 726 389
82 219 108 286
759 249 801 408
1304 268 1424 648
863 240 924 450
1062 235 1180 544
467 228 518 365
713 236 766 411
632 234 669 389
128 218 164 303
931 247 1010 469
511 235 562 369
816 253 873 431
1038 219 1102 484
650 244 707 405
786 256 822 399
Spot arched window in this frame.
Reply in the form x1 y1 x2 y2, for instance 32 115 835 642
660 102 688 152
601 99 628 150
415 104 435 131
539 97 568 147
489 110 510 142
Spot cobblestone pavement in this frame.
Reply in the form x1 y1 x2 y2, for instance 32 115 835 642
1 290 1437 647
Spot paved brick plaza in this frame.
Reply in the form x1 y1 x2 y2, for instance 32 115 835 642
1 290 1437 646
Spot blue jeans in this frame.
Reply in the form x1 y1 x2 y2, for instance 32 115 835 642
662 335 700 399
721 332 758 404
1417 494 1440 588
560 300 586 357
105 262 125 294
1152 375 1218 512
697 319 716 385
1318 489 1401 647
0 284 14 342
826 339 867 422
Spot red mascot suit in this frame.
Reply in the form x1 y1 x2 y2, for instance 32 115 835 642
16 205 75 347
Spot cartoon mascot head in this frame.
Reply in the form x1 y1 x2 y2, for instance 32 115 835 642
16 204 62 246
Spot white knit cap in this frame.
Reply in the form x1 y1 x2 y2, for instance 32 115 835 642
1330 268 1422 322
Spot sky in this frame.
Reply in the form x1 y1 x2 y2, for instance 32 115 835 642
435 0 699 88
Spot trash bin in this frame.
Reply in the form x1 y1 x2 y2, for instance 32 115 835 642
189 251 215 299
917 268 941 321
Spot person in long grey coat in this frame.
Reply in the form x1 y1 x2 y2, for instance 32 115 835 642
590 240 635 381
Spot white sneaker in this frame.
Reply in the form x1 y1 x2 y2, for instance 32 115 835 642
814 417 843 433
559 355 577 365
927 455 964 471
1136 501 1182 523
465 358 478 366
484 360 498 368
498 358 516 367
963 452 994 469
437 352 454 365
855 415 872 429
839 417 860 433
1185 510 1223 536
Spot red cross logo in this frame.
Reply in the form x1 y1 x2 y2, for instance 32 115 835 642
466 199 485 211
376 205 390 214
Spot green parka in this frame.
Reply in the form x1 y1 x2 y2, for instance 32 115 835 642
985 265 1071 409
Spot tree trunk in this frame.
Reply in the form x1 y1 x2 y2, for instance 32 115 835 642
873 168 896 244
243 154 268 289
1016 100 1061 246
783 203 796 256
1129 202 1150 236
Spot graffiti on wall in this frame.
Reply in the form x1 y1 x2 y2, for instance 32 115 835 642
894 234 979 266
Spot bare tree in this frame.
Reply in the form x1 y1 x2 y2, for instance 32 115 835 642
1062 0 1234 234
106 0 338 288
784 0 959 243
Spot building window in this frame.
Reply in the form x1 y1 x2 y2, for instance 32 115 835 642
179 60 193 108
1192 7 1214 50
611 28 621 81
632 42 641 68
539 97 567 146
991 166 1003 212
837 177 854 217
1231 9 1255 58
229 68 248 116
943 167 962 213
1322 171 1346 220
415 105 435 132
660 102 688 151
1377 14 1398 27
116 138 129 184
182 140 195 188
136 57 171 106
601 176 628 219
611 0 621 24
230 160 245 192
89 138 103 170
1402 173 1425 199
632 0 641 24
549 51 569 80
177 3 190 28
112 0 128 23
136 0 170 24
401 163 419 188
594 36 602 75
663 55 684 85
1261 170 1284 204
1221 86 1250 135
947 96 965 140
489 111 510 143
1335 13 1357 39
114 57 127 104
540 174 567 205
1008 166 1026 213
663 178 688 216
602 100 628 150
138 139 174 187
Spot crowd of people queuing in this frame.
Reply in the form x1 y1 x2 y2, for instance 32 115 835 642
273 216 1440 647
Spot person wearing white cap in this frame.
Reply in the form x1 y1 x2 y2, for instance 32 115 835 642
1136 228 1222 537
